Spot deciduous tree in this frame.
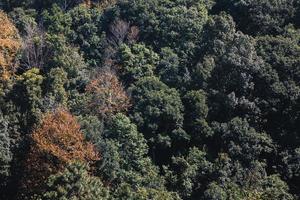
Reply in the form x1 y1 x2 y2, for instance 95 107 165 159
0 10 21 79
86 70 130 118
20 108 99 198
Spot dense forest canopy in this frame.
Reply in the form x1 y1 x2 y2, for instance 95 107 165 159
0 0 299 199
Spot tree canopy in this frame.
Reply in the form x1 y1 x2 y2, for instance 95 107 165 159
0 0 299 199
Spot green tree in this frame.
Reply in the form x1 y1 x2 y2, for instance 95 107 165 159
118 43 159 85
191 13 235 89
118 0 214 61
40 33 89 96
165 147 213 199
260 175 294 200
1 0 85 11
47 36 88 87
77 114 104 143
68 5 106 67
46 68 68 106
213 118 273 164
99 113 166 190
113 183 180 200
0 112 12 189
157 47 189 88
255 34 300 148
42 162 109 200
279 148 300 196
182 90 212 143
129 76 186 158
42 4 72 35
204 175 294 200
200 14 263 122
13 68 44 129
214 0 297 35
9 7 37 35
0 100 22 199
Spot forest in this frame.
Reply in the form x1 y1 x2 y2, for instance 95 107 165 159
0 0 299 199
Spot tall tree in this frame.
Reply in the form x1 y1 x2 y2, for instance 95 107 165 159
20 108 99 198
129 76 186 163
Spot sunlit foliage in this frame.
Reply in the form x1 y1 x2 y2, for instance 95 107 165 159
0 10 21 79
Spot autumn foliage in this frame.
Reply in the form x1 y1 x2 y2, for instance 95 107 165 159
86 70 130 117
0 11 21 79
21 108 98 196
32 108 98 162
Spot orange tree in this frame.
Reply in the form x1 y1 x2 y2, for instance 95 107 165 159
0 10 21 80
20 108 99 198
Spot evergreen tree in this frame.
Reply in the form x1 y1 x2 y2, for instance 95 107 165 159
129 76 186 162
0 112 12 190
42 162 109 200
